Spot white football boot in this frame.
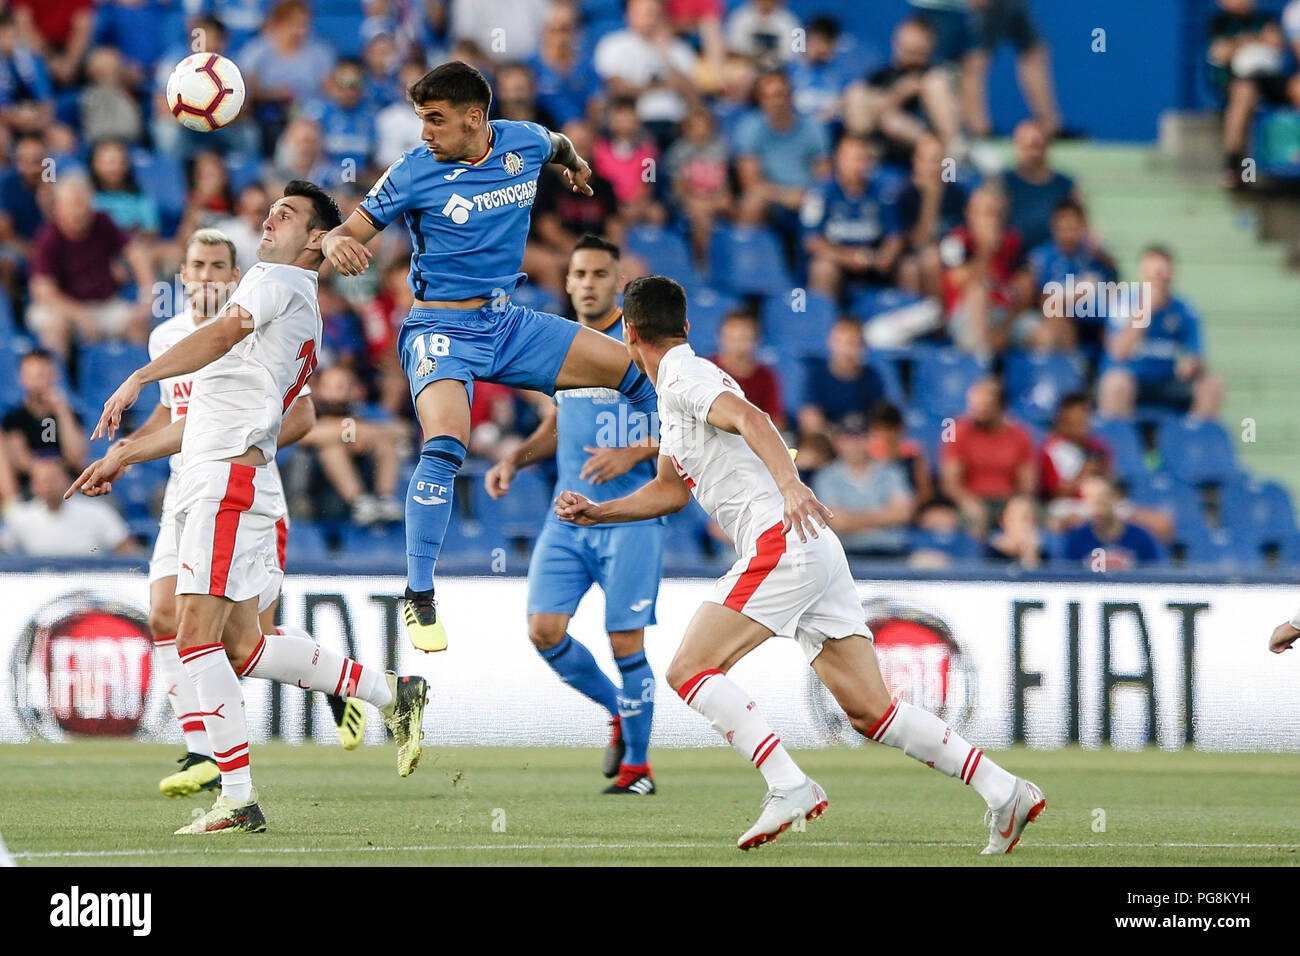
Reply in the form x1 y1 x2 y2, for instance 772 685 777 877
737 776 828 850
981 777 1046 855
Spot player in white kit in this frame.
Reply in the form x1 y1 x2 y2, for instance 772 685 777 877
556 276 1046 853
71 183 428 834
117 228 365 799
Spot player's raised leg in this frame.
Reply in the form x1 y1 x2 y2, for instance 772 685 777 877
811 634 1045 854
554 323 659 419
665 602 827 849
173 593 266 835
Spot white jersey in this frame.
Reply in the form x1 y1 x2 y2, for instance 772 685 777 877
180 262 321 471
149 308 216 477
656 344 785 556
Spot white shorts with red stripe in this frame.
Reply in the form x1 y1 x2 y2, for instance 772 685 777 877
173 461 286 612
151 473 289 583
712 521 870 662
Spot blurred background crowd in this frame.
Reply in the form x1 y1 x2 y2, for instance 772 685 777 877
0 0 1295 575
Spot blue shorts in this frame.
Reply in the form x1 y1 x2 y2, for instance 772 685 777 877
526 519 664 633
398 303 582 404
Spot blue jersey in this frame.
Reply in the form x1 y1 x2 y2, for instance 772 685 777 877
1105 296 1203 383
358 118 554 301
799 175 901 248
552 312 657 523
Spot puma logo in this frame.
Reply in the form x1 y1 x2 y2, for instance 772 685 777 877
181 562 195 575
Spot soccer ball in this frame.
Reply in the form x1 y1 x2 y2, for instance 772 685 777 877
166 53 245 131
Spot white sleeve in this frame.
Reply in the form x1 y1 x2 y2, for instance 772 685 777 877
148 329 171 407
668 360 743 426
225 267 286 331
593 34 621 79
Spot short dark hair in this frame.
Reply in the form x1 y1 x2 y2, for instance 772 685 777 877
1052 197 1087 220
622 275 688 345
572 234 620 260
808 16 840 40
869 401 903 429
284 180 342 233
1142 243 1174 264
21 347 53 365
409 60 492 113
721 310 759 330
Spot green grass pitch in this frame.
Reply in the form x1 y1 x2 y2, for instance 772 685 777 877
2 741 1298 866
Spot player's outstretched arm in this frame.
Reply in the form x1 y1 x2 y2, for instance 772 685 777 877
279 395 316 448
485 397 559 498
1269 620 1299 653
555 454 691 525
93 306 255 440
705 391 833 543
548 130 594 197
66 416 189 499
322 210 378 277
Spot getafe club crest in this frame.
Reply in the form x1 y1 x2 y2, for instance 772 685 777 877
415 356 437 378
502 151 525 176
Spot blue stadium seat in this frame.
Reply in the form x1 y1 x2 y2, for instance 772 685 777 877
284 520 330 565
1003 350 1087 426
910 348 988 419
1091 416 1147 486
1155 417 1238 486
663 499 712 569
708 223 792 297
439 518 510 559
685 286 740 354
225 152 263 195
0 338 32 409
509 281 562 316
867 353 907 408
624 225 698 286
130 149 185 235
316 15 365 57
339 522 407 560
759 291 836 358
849 286 922 320
77 342 151 409
1182 525 1261 569
904 408 946 476
1130 472 1206 534
908 527 980 562
470 466 551 540
1220 477 1298 548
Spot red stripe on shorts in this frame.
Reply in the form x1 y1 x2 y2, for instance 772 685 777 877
723 522 787 614
275 517 288 570
209 464 257 597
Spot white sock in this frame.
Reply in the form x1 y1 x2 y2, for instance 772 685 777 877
868 698 1016 808
241 624 392 710
678 669 804 790
178 642 252 803
153 635 212 757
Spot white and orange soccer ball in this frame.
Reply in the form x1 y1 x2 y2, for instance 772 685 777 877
166 53 246 131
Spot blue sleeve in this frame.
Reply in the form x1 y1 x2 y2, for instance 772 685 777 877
357 154 413 230
518 120 554 163
880 190 901 236
809 120 831 161
1061 528 1088 561
1136 527 1166 564
1180 302 1204 356
798 182 828 237
734 114 762 157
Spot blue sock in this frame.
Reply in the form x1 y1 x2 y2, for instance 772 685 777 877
406 435 466 592
615 650 655 767
617 362 658 420
539 635 619 716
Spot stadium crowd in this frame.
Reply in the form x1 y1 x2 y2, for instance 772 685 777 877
0 0 1290 573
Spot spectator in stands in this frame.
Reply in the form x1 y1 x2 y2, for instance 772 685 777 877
2 347 86 481
360 259 413 418
1209 0 1289 188
709 311 785 428
264 118 337 191
797 318 886 435
173 150 236 251
79 46 143 145
12 0 93 88
0 455 134 556
963 0 1063 141
358 26 400 109
89 139 160 237
91 0 167 87
724 0 801 67
735 68 830 252
984 491 1046 568
27 175 154 357
376 58 428 163
593 97 664 225
1038 392 1111 510
844 16 961 167
449 0 548 63
491 60 556 129
789 16 860 123
0 10 55 137
867 400 933 510
593 0 698 145
939 376 1036 535
362 0 435 66
802 133 906 301
213 181 271 274
299 363 408 527
664 105 733 266
238 0 336 150
1031 197 1117 355
999 118 1076 251
527 5 600 129
0 134 49 259
1097 246 1224 420
939 185 1033 358
896 134 968 304
813 412 913 558
908 495 977 568
794 429 835 483
302 59 376 173
1061 473 1164 568
713 51 759 145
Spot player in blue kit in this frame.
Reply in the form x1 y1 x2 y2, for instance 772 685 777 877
322 61 660 653
485 237 662 795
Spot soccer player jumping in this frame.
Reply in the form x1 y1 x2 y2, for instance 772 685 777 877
555 276 1046 852
485 236 662 795
322 61 660 653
